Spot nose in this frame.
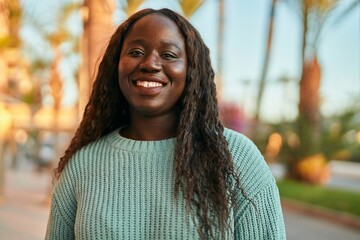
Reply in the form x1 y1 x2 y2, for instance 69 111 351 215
139 53 161 72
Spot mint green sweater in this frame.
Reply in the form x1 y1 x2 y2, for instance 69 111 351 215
45 128 286 239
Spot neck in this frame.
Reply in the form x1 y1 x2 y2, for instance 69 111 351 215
121 113 179 141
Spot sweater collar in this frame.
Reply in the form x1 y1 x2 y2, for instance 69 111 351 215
105 128 176 153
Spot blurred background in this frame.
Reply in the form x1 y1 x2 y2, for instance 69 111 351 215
0 0 359 239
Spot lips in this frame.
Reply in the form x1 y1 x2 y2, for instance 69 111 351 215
135 81 163 88
132 76 167 88
130 76 167 95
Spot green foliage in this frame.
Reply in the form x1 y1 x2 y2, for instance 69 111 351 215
124 0 145 16
0 36 11 49
277 179 360 217
267 102 360 164
255 100 360 182
321 108 360 161
0 0 22 49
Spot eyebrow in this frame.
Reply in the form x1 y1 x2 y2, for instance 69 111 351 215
125 39 183 52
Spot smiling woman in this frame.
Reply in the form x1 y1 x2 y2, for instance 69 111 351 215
45 8 286 240
118 14 187 136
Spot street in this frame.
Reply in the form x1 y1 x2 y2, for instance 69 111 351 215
0 170 50 240
284 208 360 240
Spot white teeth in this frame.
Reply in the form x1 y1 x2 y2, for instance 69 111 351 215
136 81 163 88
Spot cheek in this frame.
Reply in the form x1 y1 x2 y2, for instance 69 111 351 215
118 59 131 88
171 61 187 83
175 62 187 95
118 59 129 77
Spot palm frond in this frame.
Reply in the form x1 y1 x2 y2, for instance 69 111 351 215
178 0 206 18
125 0 144 16
330 0 360 27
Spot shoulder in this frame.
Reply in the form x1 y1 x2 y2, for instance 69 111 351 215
223 128 256 151
223 128 263 163
70 133 112 165
60 134 111 181
223 128 275 197
76 134 110 157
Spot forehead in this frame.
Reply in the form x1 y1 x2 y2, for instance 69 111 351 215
124 14 184 44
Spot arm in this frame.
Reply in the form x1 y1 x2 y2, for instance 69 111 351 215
234 180 286 240
224 129 286 239
45 161 78 240
45 196 76 240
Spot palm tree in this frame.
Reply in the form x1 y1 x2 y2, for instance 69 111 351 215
0 0 22 199
293 0 340 155
298 0 360 135
254 0 277 122
285 0 359 180
80 0 148 114
216 0 225 97
178 0 206 18
0 0 21 48
79 0 115 115
0 0 22 96
120 0 145 16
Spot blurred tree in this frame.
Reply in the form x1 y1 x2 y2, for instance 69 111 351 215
0 0 21 49
23 2 80 108
48 5 79 110
288 0 359 156
254 0 277 122
178 0 206 18
80 0 147 114
321 99 360 162
263 0 360 182
79 0 115 115
215 0 224 97
20 2 83 173
0 0 25 100
296 0 337 157
118 0 145 16
272 99 360 183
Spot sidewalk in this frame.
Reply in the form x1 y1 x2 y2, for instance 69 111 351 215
284 209 360 240
0 169 51 240
282 199 360 240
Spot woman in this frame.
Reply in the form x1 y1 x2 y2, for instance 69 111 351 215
46 8 286 240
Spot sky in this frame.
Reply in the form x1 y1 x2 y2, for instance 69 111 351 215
20 0 360 123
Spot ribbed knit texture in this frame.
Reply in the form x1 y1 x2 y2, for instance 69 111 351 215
45 128 286 239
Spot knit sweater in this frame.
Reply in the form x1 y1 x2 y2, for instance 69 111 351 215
45 128 286 239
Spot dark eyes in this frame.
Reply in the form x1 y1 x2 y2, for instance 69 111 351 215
161 52 177 60
127 49 177 60
128 50 143 57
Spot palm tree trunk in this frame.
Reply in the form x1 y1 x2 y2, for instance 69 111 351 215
301 8 308 65
79 0 115 116
254 0 277 121
297 2 321 157
298 57 321 146
216 0 224 97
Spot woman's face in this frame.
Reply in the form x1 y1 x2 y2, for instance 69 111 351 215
118 14 187 118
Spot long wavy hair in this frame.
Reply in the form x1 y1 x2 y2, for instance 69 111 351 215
55 8 242 239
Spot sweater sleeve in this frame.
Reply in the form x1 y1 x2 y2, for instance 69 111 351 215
234 180 286 240
224 129 286 239
45 158 78 240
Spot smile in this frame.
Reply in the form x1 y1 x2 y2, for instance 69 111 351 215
135 81 164 88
